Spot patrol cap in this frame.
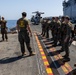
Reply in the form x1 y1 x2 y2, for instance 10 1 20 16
52 17 55 19
65 16 70 20
47 18 50 20
22 12 27 17
2 17 4 19
55 17 59 19
61 16 65 19
46 18 49 20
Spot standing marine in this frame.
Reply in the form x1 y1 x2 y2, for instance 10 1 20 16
62 16 72 61
17 12 35 56
0 17 8 41
53 17 61 46
45 18 50 38
60 16 65 51
41 18 46 37
50 17 55 41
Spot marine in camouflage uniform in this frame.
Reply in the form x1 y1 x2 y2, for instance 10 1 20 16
62 16 72 60
17 12 35 56
41 18 47 37
45 18 50 38
49 17 55 41
60 16 65 51
53 17 61 46
0 17 8 41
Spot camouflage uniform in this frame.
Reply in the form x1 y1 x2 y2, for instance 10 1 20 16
41 19 46 37
50 19 55 40
0 20 8 41
53 20 61 46
56 21 61 44
17 18 32 55
44 19 49 38
63 22 72 58
60 22 66 51
45 19 50 38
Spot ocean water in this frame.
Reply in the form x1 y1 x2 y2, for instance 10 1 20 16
7 20 17 31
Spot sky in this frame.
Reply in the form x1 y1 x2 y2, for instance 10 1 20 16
0 0 64 20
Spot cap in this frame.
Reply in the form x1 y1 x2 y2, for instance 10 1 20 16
52 17 55 20
2 17 4 19
22 12 27 16
65 16 70 20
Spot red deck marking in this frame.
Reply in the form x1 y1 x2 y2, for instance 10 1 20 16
49 47 73 75
34 33 54 75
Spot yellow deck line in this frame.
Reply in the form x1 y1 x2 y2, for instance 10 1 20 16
49 47 73 74
34 33 54 75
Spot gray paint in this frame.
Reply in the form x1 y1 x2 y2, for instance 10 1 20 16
63 0 76 20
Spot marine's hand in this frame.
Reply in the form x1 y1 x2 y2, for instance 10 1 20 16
30 33 32 37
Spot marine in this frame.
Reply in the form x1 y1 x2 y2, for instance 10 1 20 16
0 17 8 41
41 18 47 37
17 12 35 56
60 16 65 51
62 16 72 61
49 17 55 41
45 18 50 38
53 17 61 46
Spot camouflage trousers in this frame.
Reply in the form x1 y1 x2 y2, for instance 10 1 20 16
62 36 70 57
18 31 32 54
1 29 8 41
